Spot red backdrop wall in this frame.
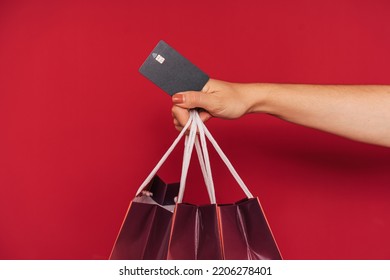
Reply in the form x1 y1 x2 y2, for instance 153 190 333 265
1 0 390 259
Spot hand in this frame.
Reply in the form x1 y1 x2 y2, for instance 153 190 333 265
171 78 390 147
171 79 251 131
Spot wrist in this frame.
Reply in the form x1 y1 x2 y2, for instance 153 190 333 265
235 83 274 115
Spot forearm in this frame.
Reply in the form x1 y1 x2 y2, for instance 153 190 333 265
241 83 390 147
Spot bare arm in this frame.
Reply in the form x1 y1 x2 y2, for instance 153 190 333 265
171 79 390 147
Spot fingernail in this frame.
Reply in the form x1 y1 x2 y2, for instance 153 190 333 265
172 94 185 104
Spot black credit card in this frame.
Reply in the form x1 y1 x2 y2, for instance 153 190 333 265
139 40 209 96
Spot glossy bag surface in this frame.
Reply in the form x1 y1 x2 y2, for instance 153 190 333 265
218 198 282 260
166 198 281 260
111 111 282 260
168 203 223 260
110 176 179 260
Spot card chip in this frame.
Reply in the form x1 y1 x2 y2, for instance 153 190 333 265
139 40 209 96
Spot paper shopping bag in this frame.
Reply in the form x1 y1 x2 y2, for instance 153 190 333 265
110 110 283 260
166 198 281 260
110 112 195 260
218 198 282 260
165 111 282 260
110 175 179 260
167 203 223 260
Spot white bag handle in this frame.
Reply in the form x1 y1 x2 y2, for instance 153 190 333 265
136 109 215 203
135 112 194 196
176 110 198 203
194 112 253 199
136 110 252 202
194 112 216 203
195 137 216 203
177 110 218 204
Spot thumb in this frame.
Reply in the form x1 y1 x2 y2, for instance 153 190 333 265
172 91 212 111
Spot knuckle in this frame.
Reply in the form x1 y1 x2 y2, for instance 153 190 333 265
171 105 180 117
188 92 200 105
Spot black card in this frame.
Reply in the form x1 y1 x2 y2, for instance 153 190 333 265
139 40 209 96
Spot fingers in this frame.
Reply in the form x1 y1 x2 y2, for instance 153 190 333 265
171 79 218 131
172 90 213 112
173 118 181 131
171 105 212 132
171 105 190 131
199 110 212 123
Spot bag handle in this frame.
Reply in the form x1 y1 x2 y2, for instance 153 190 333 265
194 112 216 203
177 111 253 203
176 110 198 203
177 110 220 204
176 110 217 203
136 110 252 201
135 112 194 196
194 112 253 199
195 137 216 203
136 109 215 203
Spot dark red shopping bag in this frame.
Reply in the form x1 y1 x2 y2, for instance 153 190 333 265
167 203 223 259
166 198 281 260
166 111 282 260
218 198 282 260
109 114 194 260
110 175 179 260
110 111 282 260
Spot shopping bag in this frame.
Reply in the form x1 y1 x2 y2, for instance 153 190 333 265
167 112 282 260
168 203 223 259
218 198 282 259
110 175 179 260
110 115 195 260
110 111 281 260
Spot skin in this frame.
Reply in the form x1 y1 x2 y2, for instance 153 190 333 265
171 79 390 147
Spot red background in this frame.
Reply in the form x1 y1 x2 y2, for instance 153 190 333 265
1 0 390 260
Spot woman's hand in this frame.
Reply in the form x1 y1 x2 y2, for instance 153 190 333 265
171 79 257 131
